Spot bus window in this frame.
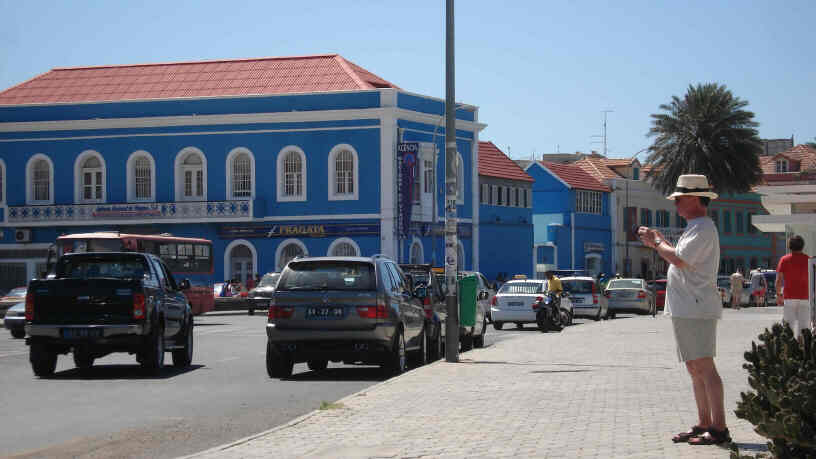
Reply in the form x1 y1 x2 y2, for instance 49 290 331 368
88 239 123 252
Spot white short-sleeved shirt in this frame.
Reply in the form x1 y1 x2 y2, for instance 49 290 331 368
664 216 722 319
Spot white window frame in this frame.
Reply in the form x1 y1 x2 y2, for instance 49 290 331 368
327 144 359 201
175 147 207 202
26 153 55 205
0 158 6 204
223 239 258 283
423 158 434 194
410 238 424 264
480 183 488 204
74 150 106 204
275 238 308 271
775 159 789 173
126 150 156 203
226 147 255 201
327 237 361 257
277 146 307 202
576 190 602 215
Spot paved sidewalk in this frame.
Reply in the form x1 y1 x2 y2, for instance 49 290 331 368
185 308 781 459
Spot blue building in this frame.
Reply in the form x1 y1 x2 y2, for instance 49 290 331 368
476 141 534 282
0 54 490 289
521 161 612 278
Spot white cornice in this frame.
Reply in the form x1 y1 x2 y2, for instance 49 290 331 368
261 213 380 222
394 108 486 132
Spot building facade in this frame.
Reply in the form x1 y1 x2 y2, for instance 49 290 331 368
0 55 488 290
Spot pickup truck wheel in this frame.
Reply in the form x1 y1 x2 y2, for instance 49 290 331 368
30 342 57 377
307 359 328 372
141 322 165 374
73 348 94 370
473 316 487 348
172 317 194 368
266 341 293 378
382 329 406 377
493 321 504 331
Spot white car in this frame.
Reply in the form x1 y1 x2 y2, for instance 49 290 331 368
561 276 608 321
490 279 575 330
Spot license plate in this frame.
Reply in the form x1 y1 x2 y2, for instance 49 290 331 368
306 306 345 319
61 328 102 339
508 301 524 307
572 297 584 304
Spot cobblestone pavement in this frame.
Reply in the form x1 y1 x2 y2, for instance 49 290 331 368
184 308 782 459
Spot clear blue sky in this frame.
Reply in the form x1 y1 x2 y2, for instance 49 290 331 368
1 0 813 159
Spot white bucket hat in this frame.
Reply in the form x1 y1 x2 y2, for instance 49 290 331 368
667 174 718 200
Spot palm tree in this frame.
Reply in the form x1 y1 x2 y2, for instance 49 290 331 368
645 83 762 195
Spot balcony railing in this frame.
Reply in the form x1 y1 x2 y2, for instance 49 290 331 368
6 200 253 224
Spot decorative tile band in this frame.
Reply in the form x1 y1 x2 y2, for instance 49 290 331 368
8 200 251 223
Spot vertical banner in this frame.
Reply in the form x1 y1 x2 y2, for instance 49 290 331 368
397 142 418 238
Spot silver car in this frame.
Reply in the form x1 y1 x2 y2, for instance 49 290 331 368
562 276 608 321
604 278 655 317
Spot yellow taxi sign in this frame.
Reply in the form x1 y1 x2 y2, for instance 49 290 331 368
513 274 527 279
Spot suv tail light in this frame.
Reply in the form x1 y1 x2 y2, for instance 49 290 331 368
133 293 146 319
269 305 294 319
637 290 647 299
25 291 34 321
532 295 544 310
592 294 599 304
490 296 497 306
357 305 387 319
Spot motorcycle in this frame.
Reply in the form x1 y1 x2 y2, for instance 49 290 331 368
533 291 570 332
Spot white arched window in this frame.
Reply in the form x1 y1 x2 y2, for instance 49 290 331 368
175 147 207 201
74 150 106 204
276 238 308 270
26 154 54 205
226 147 254 200
126 151 155 202
327 237 360 257
277 146 306 202
223 239 258 285
328 144 358 200
410 239 424 264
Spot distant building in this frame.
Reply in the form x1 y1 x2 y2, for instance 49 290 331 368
760 137 794 156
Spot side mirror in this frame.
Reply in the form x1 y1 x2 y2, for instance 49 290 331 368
414 286 427 299
179 279 191 290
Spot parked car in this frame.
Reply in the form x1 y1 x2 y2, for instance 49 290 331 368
25 252 194 377
266 255 428 378
716 276 732 306
561 276 607 320
247 272 281 316
604 278 655 317
491 279 563 330
649 279 667 310
752 269 777 303
745 272 769 307
399 264 445 361
3 301 25 338
0 287 27 318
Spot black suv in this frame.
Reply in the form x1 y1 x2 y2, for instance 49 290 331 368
265 255 428 378
399 264 446 361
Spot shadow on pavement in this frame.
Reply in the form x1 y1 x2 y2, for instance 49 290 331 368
531 369 592 374
284 366 387 382
43 364 205 380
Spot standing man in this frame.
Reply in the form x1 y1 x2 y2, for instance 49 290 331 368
729 270 744 309
775 235 810 340
638 174 730 446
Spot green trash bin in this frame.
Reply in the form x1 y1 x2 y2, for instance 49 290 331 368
458 275 477 327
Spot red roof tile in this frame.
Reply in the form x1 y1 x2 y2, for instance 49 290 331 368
761 145 816 174
538 161 610 192
0 54 401 105
573 157 622 181
478 141 534 182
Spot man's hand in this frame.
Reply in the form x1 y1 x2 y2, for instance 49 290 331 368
638 226 666 249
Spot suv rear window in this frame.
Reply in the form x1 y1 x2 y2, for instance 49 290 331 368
499 282 544 294
277 261 376 291
562 280 594 294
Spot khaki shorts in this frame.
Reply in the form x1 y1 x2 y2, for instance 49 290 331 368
671 318 717 362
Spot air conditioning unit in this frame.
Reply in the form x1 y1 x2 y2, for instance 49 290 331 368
14 229 31 243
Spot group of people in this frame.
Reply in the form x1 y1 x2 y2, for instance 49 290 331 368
637 174 814 447
219 273 261 297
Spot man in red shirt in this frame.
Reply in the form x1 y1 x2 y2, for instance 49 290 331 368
775 235 811 341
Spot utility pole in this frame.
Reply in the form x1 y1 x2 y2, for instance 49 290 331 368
590 109 614 155
444 0 459 362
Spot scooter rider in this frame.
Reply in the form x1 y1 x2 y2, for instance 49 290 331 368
544 267 563 309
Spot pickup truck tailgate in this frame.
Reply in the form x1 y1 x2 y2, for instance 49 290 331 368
29 278 140 325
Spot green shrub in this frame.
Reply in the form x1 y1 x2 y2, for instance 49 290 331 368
735 324 816 458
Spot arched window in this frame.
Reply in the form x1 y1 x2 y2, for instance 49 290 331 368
276 239 308 271
26 154 54 204
410 240 423 264
226 147 254 200
328 144 358 200
126 151 155 202
328 238 360 257
223 239 258 285
277 146 306 202
74 150 106 204
175 147 207 201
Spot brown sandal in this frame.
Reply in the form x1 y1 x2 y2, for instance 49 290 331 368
688 427 731 445
672 426 706 443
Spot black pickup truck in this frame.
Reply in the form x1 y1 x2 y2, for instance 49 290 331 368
25 252 194 377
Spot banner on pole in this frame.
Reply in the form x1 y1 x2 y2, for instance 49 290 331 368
397 142 418 238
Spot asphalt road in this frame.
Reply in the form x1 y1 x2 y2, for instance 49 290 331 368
0 311 598 459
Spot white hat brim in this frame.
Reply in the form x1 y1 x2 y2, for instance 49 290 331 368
667 191 719 200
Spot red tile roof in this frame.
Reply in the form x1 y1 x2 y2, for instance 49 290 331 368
573 157 623 181
760 144 816 174
538 161 610 192
478 141 534 182
0 54 400 105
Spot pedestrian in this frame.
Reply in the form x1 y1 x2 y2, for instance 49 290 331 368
637 174 730 446
775 234 811 341
246 274 256 291
729 270 744 309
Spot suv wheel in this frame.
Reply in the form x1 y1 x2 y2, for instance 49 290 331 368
266 341 294 378
172 316 194 368
473 316 487 348
11 328 25 339
411 326 428 367
30 342 58 377
383 329 406 376
429 329 443 361
493 321 504 331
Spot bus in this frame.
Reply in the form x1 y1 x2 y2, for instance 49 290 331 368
51 232 215 315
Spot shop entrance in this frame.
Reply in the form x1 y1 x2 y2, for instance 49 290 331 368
228 244 253 286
